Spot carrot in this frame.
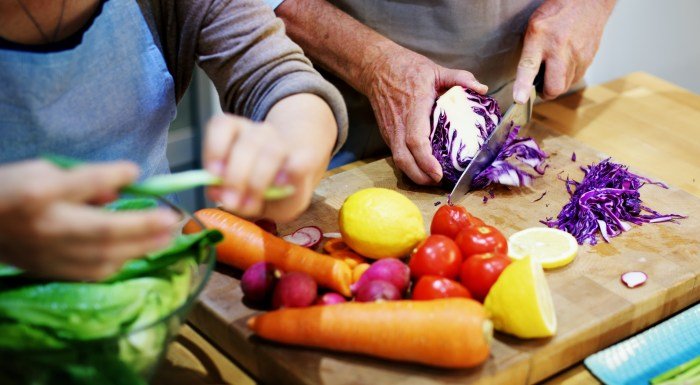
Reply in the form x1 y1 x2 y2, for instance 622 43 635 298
323 238 348 254
329 249 365 268
247 298 492 368
352 263 370 283
185 208 352 296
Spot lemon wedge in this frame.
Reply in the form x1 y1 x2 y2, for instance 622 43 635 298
339 188 426 259
508 227 578 269
484 256 557 338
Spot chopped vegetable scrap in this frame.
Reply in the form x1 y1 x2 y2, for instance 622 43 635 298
620 271 648 288
542 159 686 245
571 152 577 162
532 191 547 203
430 86 548 190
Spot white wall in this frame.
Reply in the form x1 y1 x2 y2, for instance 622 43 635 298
585 0 700 93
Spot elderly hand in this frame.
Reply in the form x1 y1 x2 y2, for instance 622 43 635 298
0 160 178 281
513 0 616 103
364 45 488 185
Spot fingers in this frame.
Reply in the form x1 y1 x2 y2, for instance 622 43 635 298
438 68 488 94
38 202 178 243
0 160 138 212
59 162 139 203
542 58 574 100
392 146 436 185
514 39 544 104
203 114 291 218
203 114 240 177
405 102 443 184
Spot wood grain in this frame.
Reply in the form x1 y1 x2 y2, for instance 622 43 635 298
166 73 700 384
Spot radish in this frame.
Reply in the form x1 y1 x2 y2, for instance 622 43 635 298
355 280 401 302
323 232 342 239
314 292 347 306
351 259 410 295
283 226 323 248
621 271 647 288
272 272 318 309
241 262 280 304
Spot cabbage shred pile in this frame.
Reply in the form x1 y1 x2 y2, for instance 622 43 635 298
542 159 686 245
430 87 547 189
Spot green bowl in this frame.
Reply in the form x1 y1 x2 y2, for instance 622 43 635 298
0 197 216 385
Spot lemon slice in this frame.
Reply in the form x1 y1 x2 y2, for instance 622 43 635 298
508 227 578 269
484 256 557 338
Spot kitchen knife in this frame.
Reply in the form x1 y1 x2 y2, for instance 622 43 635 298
448 86 536 204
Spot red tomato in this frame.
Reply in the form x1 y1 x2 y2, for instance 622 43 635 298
454 225 507 257
430 205 476 238
412 276 471 300
409 235 463 280
459 253 511 302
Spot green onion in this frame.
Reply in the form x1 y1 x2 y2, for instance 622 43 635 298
43 155 295 200
651 355 700 384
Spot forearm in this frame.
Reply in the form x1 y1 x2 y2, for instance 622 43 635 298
276 0 400 96
265 93 337 178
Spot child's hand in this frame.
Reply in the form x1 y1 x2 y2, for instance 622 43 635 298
203 94 337 223
0 160 178 280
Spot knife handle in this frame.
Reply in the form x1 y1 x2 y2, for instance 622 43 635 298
534 62 546 94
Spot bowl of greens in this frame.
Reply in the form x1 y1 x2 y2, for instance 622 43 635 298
0 196 221 385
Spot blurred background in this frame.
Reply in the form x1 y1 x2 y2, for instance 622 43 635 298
168 0 700 211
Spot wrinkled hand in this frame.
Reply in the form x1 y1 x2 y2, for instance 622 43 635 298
364 46 488 185
0 160 178 280
204 112 330 223
513 0 615 103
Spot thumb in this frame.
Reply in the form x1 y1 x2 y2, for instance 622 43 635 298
437 67 488 94
513 37 544 104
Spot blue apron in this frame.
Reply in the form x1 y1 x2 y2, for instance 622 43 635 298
0 0 176 180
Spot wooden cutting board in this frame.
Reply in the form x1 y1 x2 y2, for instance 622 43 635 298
189 73 700 385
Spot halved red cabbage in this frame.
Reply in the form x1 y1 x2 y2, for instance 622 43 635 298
430 86 547 188
542 159 686 245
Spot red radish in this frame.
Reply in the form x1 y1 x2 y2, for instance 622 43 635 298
283 226 323 248
254 219 278 236
621 271 647 288
314 292 347 306
351 259 410 295
355 280 401 302
323 232 342 239
241 262 279 304
272 272 318 309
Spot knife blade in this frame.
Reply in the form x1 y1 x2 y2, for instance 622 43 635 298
448 87 536 203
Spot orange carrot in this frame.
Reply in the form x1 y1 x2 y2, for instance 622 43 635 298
185 208 352 296
329 249 365 268
352 263 370 283
323 238 348 254
248 298 492 368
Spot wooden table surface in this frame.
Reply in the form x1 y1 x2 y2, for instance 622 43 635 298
155 72 700 385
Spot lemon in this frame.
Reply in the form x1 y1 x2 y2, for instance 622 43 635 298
508 227 578 269
339 188 426 259
484 256 557 338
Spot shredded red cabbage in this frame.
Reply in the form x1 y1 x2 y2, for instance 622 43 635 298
472 124 548 189
542 159 686 245
430 86 548 189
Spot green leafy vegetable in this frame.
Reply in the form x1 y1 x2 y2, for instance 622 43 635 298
104 198 159 211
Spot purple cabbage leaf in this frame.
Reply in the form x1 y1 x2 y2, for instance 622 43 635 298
430 86 547 189
542 158 686 245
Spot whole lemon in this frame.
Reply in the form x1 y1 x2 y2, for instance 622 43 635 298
339 188 426 259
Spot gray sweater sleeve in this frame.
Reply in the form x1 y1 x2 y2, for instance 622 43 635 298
193 0 348 154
